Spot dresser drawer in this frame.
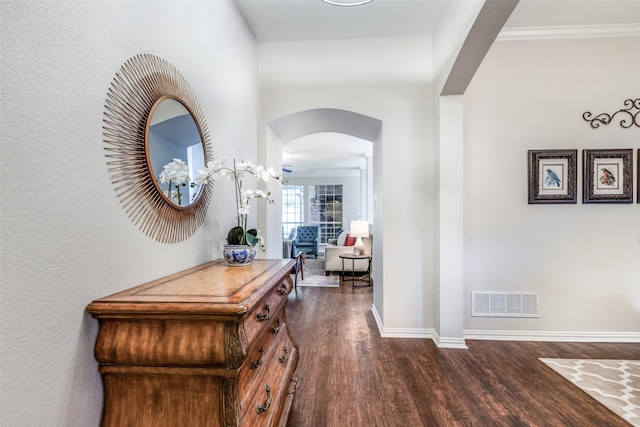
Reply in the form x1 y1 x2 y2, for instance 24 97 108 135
240 331 297 426
243 275 291 345
238 310 287 403
271 383 297 427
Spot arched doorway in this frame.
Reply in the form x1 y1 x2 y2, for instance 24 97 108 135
268 107 381 221
262 107 382 290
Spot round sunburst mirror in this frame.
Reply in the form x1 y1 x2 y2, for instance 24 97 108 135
103 54 213 243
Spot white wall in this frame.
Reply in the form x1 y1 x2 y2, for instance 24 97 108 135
0 1 258 425
434 95 467 347
431 0 519 348
464 36 640 338
259 36 435 333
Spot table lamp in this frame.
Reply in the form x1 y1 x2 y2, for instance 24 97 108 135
350 220 369 255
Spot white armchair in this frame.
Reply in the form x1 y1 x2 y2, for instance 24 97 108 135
324 231 373 275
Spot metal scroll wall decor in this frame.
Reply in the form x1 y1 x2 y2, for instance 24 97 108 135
103 54 213 243
583 98 640 129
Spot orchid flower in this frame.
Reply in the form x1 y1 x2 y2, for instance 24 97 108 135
194 157 282 248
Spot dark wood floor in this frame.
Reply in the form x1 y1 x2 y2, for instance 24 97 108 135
285 278 640 427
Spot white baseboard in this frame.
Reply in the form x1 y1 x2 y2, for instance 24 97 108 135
371 305 468 348
370 307 639 345
464 329 640 343
370 304 385 335
380 327 435 339
371 304 433 338
433 334 469 349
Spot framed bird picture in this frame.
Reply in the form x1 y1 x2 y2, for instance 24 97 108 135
583 149 633 203
528 149 577 204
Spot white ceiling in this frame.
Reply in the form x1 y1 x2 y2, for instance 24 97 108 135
234 0 639 176
235 0 640 43
282 133 372 178
234 0 448 42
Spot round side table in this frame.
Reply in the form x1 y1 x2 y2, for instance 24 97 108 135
338 253 372 288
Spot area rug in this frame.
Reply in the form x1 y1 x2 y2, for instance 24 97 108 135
540 358 640 426
295 256 340 287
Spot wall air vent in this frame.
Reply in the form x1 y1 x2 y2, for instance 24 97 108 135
472 292 539 318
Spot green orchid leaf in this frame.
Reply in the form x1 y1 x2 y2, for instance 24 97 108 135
226 226 245 245
245 229 259 246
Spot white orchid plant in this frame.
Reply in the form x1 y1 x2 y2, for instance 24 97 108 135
195 158 282 249
158 158 191 206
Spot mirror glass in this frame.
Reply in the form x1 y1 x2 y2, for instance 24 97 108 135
146 98 205 207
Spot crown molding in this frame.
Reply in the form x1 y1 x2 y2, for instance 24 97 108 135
498 23 640 41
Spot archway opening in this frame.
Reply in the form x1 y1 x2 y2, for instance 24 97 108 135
263 107 382 281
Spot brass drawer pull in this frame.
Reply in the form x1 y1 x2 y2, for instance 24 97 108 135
287 378 299 395
276 282 288 296
278 346 288 363
256 385 271 414
271 319 281 334
255 304 270 322
250 346 264 369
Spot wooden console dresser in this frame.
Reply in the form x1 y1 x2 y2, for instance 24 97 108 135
87 259 299 427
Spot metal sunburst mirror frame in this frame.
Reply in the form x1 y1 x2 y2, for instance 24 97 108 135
103 54 213 243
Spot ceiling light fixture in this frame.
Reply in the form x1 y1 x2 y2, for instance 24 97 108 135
321 0 374 6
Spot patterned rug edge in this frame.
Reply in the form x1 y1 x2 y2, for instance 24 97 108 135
540 358 640 426
294 256 340 287
295 274 340 287
296 283 340 288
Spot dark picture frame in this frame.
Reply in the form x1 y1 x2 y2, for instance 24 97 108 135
638 149 640 204
528 150 577 204
583 149 633 203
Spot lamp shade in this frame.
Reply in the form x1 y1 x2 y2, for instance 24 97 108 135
349 220 369 238
350 220 368 255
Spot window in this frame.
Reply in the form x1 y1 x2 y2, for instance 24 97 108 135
282 185 304 239
310 185 343 244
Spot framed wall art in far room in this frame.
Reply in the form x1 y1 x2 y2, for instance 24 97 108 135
528 149 578 204
583 149 633 204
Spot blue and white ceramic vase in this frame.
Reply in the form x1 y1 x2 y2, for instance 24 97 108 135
223 245 257 266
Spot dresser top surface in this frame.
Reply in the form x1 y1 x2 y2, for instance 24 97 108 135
87 259 294 316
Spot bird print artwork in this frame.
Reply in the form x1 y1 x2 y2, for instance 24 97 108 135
545 169 561 188
599 168 615 186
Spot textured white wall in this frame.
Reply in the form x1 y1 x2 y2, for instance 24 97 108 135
259 36 435 332
0 1 257 425
464 36 640 336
